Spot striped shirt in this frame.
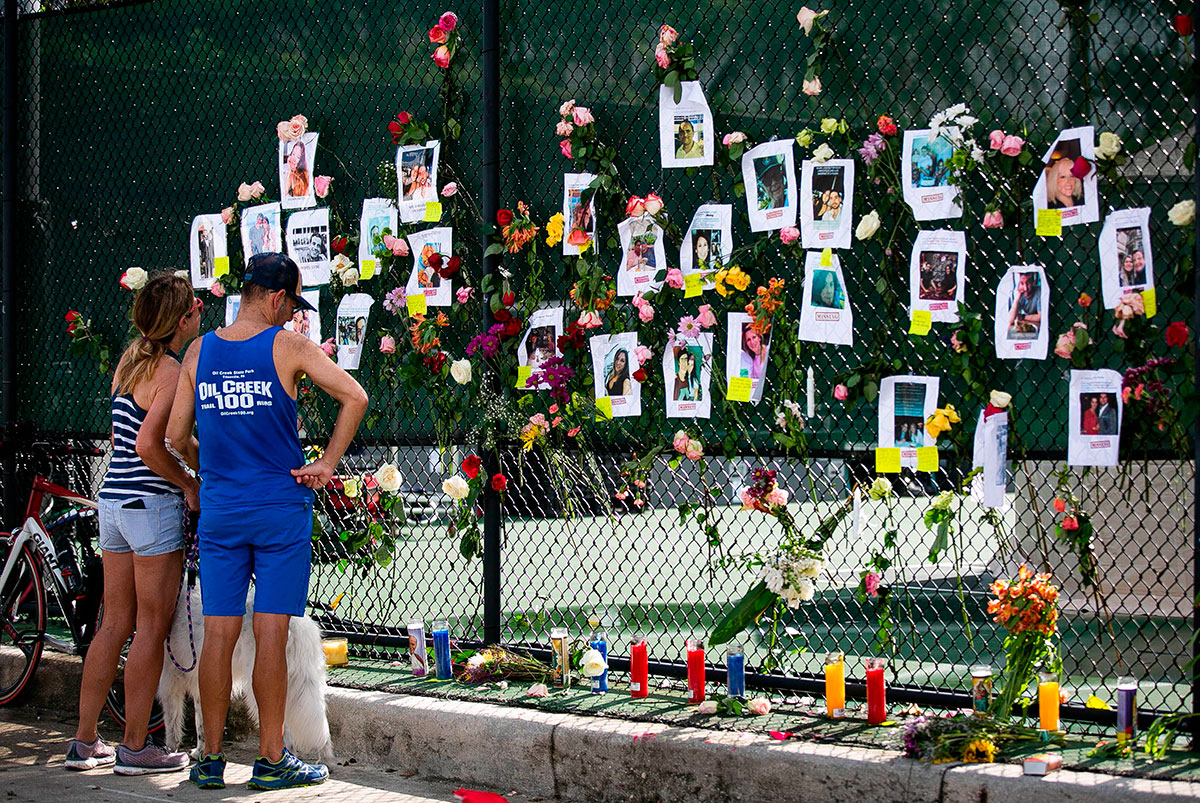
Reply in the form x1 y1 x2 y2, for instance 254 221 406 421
98 393 181 502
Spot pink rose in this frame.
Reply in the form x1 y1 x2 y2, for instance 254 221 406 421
383 234 409 256
802 76 821 96
379 335 396 354
693 305 715 329
740 488 755 507
433 46 451 68
321 338 337 358
220 207 234 225
779 226 800 245
558 99 576 117
643 193 664 216
988 129 1005 150
456 287 475 303
1054 330 1076 358
722 131 747 146
672 430 690 453
556 120 574 137
526 683 549 698
441 182 458 197
439 11 458 31
766 487 789 507
865 572 880 598
578 310 602 328
1112 321 1128 339
747 697 771 716
209 280 226 298
572 106 594 127
666 268 685 289
314 175 332 198
1000 135 1024 157
250 181 265 198
833 384 849 401
237 182 263 202
684 439 703 461
276 120 297 141
559 139 573 159
982 209 1004 229
658 25 678 46
638 304 655 323
950 332 966 353
634 345 652 365
655 45 671 69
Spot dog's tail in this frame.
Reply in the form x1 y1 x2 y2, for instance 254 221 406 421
286 615 334 762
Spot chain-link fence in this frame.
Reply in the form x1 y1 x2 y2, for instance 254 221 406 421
3 0 1196 724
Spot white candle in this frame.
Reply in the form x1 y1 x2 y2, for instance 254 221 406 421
807 367 816 418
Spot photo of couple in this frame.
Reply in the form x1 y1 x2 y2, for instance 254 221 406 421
1079 392 1119 436
893 382 928 448
810 166 845 225
1116 227 1147 287
671 344 704 402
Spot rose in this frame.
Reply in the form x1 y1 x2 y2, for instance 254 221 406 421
684 439 703 461
999 135 1024 157
1114 291 1145 320
654 45 671 68
462 454 482 479
1167 321 1190 348
374 462 402 493
559 139 573 159
1169 199 1195 227
1096 132 1123 160
696 305 717 329
811 143 834 162
558 99 576 117
747 697 771 716
555 120 574 137
1054 330 1076 359
779 226 800 245
439 11 458 30
766 487 789 507
313 175 332 198
433 46 451 68
819 117 839 135
1070 156 1091 179
696 700 718 714
579 648 608 678
120 267 148 291
1053 497 1067 513
526 683 549 698
1175 14 1194 35
65 310 81 323
634 345 652 364
637 303 654 323
950 332 966 353
1061 516 1079 531
441 182 458 197
796 6 827 35
868 477 893 500
643 193 664 216
877 115 897 136
722 131 747 146
865 572 881 598
833 383 848 401
794 129 814 148
382 234 409 256
442 475 470 500
578 310 602 328
572 106 594 127
277 120 299 141
491 473 508 492
666 268 684 289
237 181 264 202
379 335 396 354
220 207 234 225
1078 293 1092 307
672 430 690 453
989 390 1012 409
625 196 646 217
497 208 514 226
988 129 1005 150
801 76 821 96
456 287 474 304
450 358 472 385
330 236 348 255
209 280 226 298
855 210 880 240
658 24 678 45
981 209 1004 229
321 338 336 357
429 25 448 43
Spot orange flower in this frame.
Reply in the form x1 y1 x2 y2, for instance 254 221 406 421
435 311 450 327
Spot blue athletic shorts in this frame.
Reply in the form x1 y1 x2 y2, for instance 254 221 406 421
198 502 313 617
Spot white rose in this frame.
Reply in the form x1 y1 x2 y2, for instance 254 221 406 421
989 390 1012 409
855 210 881 241
374 462 402 493
811 143 834 163
795 6 827 35
1169 200 1195 227
868 477 893 500
450 358 473 385
442 475 470 500
1096 132 1122 160
174 269 190 279
122 267 148 290
340 267 360 286
579 648 608 678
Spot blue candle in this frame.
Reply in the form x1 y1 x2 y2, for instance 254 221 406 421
431 620 452 680
1116 676 1137 743
590 634 608 694
727 642 745 698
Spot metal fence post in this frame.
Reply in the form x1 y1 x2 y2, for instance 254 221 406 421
480 0 502 646
1192 0 1200 747
2 0 19 526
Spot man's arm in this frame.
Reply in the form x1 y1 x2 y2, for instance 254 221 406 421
285 334 369 490
166 338 202 471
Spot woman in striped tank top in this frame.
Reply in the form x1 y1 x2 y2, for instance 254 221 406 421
67 275 202 775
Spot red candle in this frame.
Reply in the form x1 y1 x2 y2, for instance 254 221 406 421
866 657 887 725
630 636 649 698
686 638 706 704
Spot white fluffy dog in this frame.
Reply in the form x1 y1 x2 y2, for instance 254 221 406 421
157 584 334 762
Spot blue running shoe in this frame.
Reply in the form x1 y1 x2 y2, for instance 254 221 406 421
189 752 226 789
247 749 329 790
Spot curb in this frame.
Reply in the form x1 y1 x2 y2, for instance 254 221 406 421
6 653 1200 802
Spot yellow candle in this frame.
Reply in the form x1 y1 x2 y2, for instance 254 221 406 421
323 637 348 667
825 651 846 718
1038 675 1059 731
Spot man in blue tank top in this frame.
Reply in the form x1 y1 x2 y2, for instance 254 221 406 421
168 253 367 790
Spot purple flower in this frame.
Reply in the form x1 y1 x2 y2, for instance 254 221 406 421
527 356 576 404
384 287 406 316
857 133 886 165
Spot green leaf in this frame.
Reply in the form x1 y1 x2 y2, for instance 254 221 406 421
484 243 507 257
710 580 777 646
928 519 950 562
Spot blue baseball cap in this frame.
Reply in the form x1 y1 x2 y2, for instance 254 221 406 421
244 252 316 312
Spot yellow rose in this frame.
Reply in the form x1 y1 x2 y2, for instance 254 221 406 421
545 213 564 247
819 118 838 135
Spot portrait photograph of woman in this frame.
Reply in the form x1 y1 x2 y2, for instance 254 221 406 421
279 132 318 209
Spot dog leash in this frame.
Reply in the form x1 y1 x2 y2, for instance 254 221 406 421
165 509 200 673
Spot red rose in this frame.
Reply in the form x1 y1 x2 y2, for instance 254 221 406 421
497 209 514 227
330 236 348 255
426 252 443 272
437 254 462 280
632 367 647 382
502 290 515 306
397 111 412 125
65 310 81 322
429 25 448 43
491 473 508 492
462 454 482 479
1061 515 1079 531
503 319 522 337
1167 321 1190 348
1175 14 1193 35
67 322 77 333
494 308 511 323
1070 156 1091 179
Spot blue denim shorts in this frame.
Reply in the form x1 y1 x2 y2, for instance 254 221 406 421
98 494 186 557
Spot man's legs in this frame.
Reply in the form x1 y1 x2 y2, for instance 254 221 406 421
251 612 291 762
197 615 243 756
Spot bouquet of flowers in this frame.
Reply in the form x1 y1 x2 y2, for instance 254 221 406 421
456 645 551 684
901 712 1064 763
989 565 1061 720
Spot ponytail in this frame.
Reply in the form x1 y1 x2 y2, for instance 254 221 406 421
113 274 193 394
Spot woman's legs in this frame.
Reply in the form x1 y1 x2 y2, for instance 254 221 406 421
75 550 135 743
121 550 183 750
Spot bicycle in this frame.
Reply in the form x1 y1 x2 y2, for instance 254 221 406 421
0 439 162 730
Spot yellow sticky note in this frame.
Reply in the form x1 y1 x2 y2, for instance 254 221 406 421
1036 208 1062 238
595 396 613 420
423 202 443 222
727 376 753 402
515 365 532 389
360 259 377 281
875 448 902 473
1142 287 1157 318
684 273 704 298
916 447 939 472
820 248 833 267
213 256 230 278
909 310 932 336
406 293 427 316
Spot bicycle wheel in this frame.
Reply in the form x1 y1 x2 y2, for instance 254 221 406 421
97 598 165 733
0 543 47 705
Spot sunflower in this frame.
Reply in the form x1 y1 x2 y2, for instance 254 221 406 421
960 738 996 763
